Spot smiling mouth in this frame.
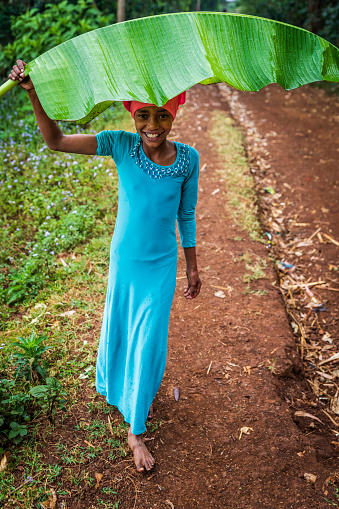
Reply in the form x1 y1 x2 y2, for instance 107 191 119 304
143 132 163 139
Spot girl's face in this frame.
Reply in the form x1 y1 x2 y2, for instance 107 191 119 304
134 106 173 148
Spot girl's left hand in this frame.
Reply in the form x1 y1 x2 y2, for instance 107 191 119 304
184 270 202 299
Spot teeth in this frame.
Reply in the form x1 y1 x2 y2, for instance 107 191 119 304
145 133 160 138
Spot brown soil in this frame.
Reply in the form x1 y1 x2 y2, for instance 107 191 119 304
26 84 339 508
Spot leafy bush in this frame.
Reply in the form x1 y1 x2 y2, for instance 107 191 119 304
0 334 67 445
11 332 51 381
0 0 114 77
238 0 338 46
30 377 67 425
0 378 31 445
7 262 47 305
319 3 339 45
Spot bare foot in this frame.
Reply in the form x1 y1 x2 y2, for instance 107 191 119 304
128 428 155 473
147 403 154 420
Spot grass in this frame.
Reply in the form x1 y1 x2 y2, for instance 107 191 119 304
0 100 134 316
232 252 267 287
0 101 158 508
244 288 268 296
210 112 262 242
0 408 128 507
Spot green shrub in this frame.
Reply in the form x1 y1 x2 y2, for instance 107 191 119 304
7 262 47 305
30 377 67 425
0 333 67 446
238 0 339 46
0 379 31 445
11 332 52 381
0 0 114 77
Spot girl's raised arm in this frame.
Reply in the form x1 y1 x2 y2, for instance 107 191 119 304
9 59 98 155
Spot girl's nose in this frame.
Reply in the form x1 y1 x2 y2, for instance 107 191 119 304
147 115 159 128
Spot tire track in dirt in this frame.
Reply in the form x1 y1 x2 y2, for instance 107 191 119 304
132 85 337 509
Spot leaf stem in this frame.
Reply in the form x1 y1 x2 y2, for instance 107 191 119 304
0 79 18 99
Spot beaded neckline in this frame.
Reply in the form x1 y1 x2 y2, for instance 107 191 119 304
129 136 190 180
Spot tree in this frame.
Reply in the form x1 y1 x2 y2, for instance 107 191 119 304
238 0 338 46
117 0 125 22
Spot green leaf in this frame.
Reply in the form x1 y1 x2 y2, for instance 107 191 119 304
35 365 47 380
8 421 27 439
17 12 339 123
46 377 60 390
29 385 50 398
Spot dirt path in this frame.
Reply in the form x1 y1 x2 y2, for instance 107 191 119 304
111 84 337 508
219 84 339 378
44 84 338 509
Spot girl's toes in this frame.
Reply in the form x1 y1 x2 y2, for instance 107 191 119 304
146 456 155 470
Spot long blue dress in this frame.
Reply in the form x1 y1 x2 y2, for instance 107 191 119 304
95 130 199 435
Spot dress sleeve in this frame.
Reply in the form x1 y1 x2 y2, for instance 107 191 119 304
96 130 134 166
177 148 199 248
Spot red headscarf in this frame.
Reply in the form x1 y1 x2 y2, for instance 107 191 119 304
123 92 186 121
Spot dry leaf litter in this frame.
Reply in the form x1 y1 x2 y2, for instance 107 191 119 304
218 83 339 428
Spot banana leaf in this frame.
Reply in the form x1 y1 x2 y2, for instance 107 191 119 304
1 12 338 123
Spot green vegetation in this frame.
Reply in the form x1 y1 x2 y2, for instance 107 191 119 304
242 255 267 283
29 376 68 425
244 287 268 296
210 112 262 242
0 103 128 313
238 0 339 46
0 101 156 507
211 112 269 294
0 0 114 78
11 332 51 380
0 0 223 63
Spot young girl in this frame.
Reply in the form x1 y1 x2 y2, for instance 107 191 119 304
9 59 201 473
